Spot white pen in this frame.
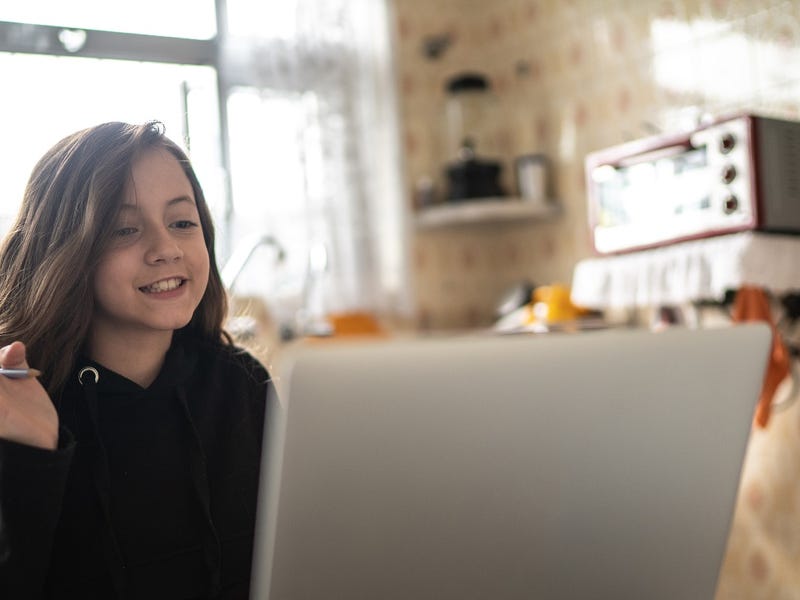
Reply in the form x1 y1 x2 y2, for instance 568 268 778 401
0 368 42 379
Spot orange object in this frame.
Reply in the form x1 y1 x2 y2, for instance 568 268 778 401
529 284 589 324
326 311 386 337
731 286 791 428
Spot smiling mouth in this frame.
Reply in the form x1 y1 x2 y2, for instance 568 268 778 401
140 277 185 293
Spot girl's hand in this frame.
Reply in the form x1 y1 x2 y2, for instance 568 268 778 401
0 342 58 450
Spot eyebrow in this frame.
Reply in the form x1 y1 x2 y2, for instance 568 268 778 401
166 195 196 207
118 195 197 212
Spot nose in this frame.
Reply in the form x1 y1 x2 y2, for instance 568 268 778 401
144 227 183 264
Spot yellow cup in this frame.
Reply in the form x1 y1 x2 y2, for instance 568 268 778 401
529 284 588 323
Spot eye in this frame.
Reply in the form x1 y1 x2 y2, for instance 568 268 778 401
112 226 138 237
171 220 200 230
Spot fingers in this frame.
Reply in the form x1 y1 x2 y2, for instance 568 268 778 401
0 341 29 369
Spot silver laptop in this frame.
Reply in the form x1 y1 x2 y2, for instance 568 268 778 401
251 324 771 600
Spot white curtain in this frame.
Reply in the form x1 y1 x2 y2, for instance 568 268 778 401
219 0 408 329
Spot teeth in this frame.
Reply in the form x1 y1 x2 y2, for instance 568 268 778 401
142 278 183 293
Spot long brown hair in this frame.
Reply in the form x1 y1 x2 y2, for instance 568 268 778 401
0 121 229 394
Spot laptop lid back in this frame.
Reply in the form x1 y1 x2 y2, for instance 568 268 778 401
252 324 771 600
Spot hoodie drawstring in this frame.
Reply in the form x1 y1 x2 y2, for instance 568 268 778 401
79 366 129 599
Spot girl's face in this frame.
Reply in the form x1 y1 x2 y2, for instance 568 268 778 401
91 147 210 345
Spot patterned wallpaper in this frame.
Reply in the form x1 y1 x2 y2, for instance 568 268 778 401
391 0 800 330
717 380 800 599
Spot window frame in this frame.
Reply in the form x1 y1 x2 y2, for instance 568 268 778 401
0 6 239 256
0 20 217 65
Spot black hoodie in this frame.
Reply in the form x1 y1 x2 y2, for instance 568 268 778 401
0 332 270 599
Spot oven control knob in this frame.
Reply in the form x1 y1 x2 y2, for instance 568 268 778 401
719 132 736 154
723 194 739 214
721 164 737 184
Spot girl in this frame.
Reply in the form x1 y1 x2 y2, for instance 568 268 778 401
0 122 270 598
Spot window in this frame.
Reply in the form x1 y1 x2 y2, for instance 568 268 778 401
219 0 408 324
0 0 408 327
0 52 221 234
0 5 223 236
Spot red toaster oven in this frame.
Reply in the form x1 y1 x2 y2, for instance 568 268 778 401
584 114 800 255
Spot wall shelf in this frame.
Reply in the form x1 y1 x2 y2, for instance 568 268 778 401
414 198 561 229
